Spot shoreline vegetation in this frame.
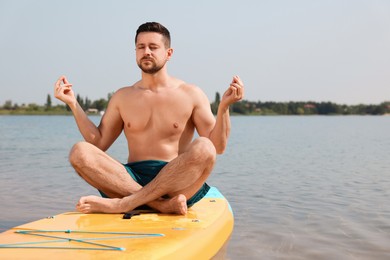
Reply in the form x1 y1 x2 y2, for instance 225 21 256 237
1 93 390 116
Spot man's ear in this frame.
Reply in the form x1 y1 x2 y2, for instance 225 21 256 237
167 48 174 61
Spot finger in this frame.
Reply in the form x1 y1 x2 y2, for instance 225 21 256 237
230 81 241 87
63 86 72 94
231 75 239 84
231 79 244 91
227 85 239 100
229 85 237 94
55 76 64 87
230 83 242 93
229 84 243 99
55 76 71 86
55 84 73 95
62 76 69 85
232 75 244 87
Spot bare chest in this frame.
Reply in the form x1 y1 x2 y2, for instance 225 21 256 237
120 91 194 137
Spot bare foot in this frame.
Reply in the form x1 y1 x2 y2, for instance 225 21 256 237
76 194 188 215
76 196 123 213
151 194 188 215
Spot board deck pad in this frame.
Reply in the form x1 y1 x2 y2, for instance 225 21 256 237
0 187 234 259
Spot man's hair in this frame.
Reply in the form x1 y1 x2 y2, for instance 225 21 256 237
135 22 171 48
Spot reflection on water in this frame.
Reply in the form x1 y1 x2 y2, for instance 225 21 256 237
1 116 390 259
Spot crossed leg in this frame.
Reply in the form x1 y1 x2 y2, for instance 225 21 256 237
69 137 216 215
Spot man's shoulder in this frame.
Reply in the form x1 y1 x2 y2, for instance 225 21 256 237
176 80 204 96
117 82 139 93
107 85 138 107
113 84 139 97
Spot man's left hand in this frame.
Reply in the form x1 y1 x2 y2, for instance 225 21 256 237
221 75 244 107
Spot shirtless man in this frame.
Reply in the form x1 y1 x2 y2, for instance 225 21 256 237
54 22 244 215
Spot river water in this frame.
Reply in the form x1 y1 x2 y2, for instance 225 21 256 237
0 115 389 259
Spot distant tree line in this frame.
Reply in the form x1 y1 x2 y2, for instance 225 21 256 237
74 93 113 112
0 93 113 115
210 92 390 115
1 92 389 115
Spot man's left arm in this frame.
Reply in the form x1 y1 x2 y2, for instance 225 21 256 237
209 76 244 153
194 76 244 154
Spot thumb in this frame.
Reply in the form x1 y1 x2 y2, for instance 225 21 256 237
62 76 69 85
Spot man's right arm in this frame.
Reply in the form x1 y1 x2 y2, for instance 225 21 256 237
54 76 123 151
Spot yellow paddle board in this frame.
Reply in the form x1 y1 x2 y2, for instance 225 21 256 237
0 187 233 259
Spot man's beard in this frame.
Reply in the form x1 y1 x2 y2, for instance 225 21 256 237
137 58 165 74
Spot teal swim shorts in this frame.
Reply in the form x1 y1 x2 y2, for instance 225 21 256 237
99 160 210 207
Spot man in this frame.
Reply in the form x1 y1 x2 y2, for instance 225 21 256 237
54 22 244 215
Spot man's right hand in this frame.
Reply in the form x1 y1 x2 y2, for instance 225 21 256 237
54 76 75 106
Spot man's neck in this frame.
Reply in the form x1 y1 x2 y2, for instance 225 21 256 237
140 70 170 91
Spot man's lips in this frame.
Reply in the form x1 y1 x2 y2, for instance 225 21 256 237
141 58 154 62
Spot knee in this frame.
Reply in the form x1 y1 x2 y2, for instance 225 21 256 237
69 141 92 169
192 137 216 164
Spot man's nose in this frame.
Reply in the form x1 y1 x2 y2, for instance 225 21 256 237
144 47 152 55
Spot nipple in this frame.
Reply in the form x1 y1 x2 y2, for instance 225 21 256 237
127 122 131 128
173 122 179 128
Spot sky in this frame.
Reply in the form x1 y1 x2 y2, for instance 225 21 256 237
0 0 389 106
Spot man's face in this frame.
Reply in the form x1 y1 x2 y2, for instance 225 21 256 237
135 32 172 74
